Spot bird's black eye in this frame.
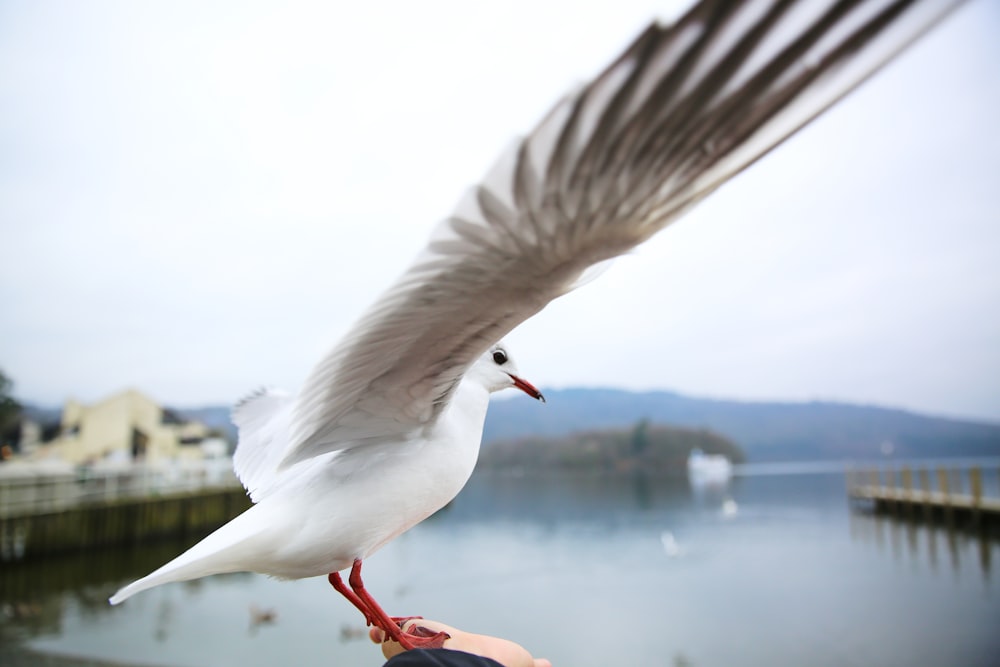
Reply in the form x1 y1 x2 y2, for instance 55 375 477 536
492 350 508 365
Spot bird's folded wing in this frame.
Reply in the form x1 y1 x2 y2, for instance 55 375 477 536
278 0 963 469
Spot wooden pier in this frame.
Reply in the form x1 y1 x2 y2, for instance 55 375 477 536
848 464 1000 530
0 462 251 561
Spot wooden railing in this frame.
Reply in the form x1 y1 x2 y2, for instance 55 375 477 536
0 460 241 519
847 464 1000 527
0 461 249 561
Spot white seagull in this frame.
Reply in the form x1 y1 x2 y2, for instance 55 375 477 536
110 0 963 649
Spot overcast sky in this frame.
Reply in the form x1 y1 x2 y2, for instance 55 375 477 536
1 1 998 423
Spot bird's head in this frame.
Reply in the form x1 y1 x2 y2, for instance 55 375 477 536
470 342 545 402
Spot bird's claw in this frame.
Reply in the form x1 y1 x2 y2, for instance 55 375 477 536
398 623 451 650
391 615 423 626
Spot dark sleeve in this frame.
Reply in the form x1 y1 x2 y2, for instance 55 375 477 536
383 648 504 667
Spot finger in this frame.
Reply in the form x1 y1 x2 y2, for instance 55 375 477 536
534 660 552 667
379 619 459 660
369 628 385 644
380 637 406 661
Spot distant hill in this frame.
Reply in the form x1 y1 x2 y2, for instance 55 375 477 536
27 388 998 464
479 421 743 472
161 390 1000 462
482 388 1000 463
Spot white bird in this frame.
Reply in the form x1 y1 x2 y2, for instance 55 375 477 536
109 0 963 650
660 531 683 558
722 498 739 518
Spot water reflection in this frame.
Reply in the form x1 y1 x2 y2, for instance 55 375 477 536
0 533 256 649
440 470 697 521
849 510 998 584
2 470 998 667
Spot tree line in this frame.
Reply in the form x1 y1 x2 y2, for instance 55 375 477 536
478 419 744 473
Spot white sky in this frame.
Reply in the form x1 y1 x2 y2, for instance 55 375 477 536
1 1 998 422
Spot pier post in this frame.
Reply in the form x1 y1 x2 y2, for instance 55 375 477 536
901 467 913 518
919 468 932 521
936 467 953 525
970 467 982 527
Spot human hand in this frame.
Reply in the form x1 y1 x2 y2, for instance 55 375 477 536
370 619 552 667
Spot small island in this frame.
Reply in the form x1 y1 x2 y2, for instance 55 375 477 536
478 419 744 474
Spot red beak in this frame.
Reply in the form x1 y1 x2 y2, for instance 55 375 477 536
509 374 545 403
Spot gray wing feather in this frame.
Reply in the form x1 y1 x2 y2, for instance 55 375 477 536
279 0 962 469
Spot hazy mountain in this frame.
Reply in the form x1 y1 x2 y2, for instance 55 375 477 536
25 388 999 464
167 390 1000 462
482 388 1000 463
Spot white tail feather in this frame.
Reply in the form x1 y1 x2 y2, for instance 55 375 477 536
109 505 269 604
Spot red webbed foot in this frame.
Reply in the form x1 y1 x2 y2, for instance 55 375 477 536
391 615 423 625
399 622 451 649
328 560 446 650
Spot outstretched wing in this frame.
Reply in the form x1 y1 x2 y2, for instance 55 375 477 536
280 0 963 468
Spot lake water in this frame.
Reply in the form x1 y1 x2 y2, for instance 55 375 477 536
2 467 998 667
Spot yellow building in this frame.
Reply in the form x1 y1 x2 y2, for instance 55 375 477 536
48 389 211 464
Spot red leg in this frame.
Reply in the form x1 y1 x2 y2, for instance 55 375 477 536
338 559 450 650
328 571 375 626
345 560 411 646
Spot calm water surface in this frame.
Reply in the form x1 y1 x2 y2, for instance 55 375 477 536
2 468 998 667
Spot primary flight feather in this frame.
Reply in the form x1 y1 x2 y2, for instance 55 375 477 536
110 0 963 650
